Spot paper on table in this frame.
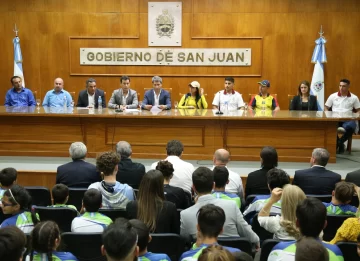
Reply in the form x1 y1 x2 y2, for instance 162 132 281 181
124 109 140 112
150 106 162 115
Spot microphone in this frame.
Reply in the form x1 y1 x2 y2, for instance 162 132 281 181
215 91 223 115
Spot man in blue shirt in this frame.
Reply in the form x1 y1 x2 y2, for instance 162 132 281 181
42 78 72 107
5 76 36 106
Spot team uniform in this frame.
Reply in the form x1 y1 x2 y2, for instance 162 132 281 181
323 202 357 215
71 212 112 232
212 191 241 208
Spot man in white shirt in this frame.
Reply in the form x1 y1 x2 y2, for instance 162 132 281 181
325 78 360 153
151 140 194 194
142 76 171 110
76 78 106 108
212 77 245 111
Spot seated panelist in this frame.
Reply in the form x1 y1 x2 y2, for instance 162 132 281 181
212 76 245 111
108 75 138 110
178 81 207 109
290 80 318 111
76 78 106 108
142 76 171 110
42 78 72 107
250 80 280 111
5 76 36 106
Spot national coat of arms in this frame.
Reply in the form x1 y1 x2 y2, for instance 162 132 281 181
156 9 175 38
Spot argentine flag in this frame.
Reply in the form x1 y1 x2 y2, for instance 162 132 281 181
310 37 327 111
13 36 25 87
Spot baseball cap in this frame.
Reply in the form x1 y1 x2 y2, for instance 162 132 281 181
258 80 270 87
189 81 200 88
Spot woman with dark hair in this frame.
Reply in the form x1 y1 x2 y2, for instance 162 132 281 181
0 184 39 233
290 80 318 111
156 160 191 209
178 81 208 109
126 170 179 233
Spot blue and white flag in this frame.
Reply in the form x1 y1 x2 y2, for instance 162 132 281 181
310 37 327 111
13 36 25 87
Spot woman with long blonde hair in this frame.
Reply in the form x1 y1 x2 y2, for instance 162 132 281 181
258 184 306 240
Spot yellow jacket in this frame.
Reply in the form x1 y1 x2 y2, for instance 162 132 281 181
178 94 208 109
329 217 360 244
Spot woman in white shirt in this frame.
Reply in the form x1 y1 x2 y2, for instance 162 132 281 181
258 184 306 240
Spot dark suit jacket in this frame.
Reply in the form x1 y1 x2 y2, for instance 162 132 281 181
142 89 171 109
245 167 272 197
76 89 106 108
293 166 341 195
116 158 146 189
345 169 360 186
290 95 318 111
56 160 101 187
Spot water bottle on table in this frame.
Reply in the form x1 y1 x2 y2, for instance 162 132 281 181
98 96 102 110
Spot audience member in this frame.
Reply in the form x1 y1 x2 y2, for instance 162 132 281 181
71 189 112 232
89 151 134 209
323 181 357 215
142 76 171 110
0 167 17 201
50 184 77 211
127 170 179 233
212 149 244 200
129 219 171 261
102 218 139 261
245 146 278 196
293 148 341 195
42 77 73 107
180 204 241 260
76 78 106 108
116 141 146 189
156 160 191 209
27 221 78 261
268 198 343 261
56 142 100 187
198 245 235 261
5 75 36 106
295 237 329 261
151 140 194 194
212 166 241 208
232 251 254 261
108 76 138 109
258 184 306 240
180 167 259 245
0 184 39 233
345 169 360 186
0 226 26 261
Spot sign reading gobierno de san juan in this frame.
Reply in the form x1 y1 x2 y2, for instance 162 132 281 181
80 48 251 66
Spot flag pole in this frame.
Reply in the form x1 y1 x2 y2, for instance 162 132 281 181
13 23 19 37
318 25 325 39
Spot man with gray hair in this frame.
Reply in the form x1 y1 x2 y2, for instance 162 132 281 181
115 141 145 189
76 78 106 108
293 148 341 194
142 76 171 110
56 142 100 187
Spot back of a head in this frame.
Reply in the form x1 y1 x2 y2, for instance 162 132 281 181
214 149 230 164
295 237 329 261
83 188 102 212
213 166 229 188
0 226 26 261
232 251 254 261
0 167 17 187
156 160 174 180
69 142 87 160
192 167 214 194
116 141 132 159
334 181 355 204
103 218 138 261
296 198 327 238
96 151 120 176
312 148 330 167
31 221 60 259
260 146 278 169
51 184 69 204
197 204 225 238
166 140 183 156
198 245 235 261
266 168 290 190
128 219 149 253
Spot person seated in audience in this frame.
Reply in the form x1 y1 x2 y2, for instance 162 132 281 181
245 146 278 197
0 167 17 202
212 77 245 111
56 142 101 188
180 204 241 260
198 245 236 261
323 181 357 215
156 160 191 209
232 251 254 261
76 78 106 108
116 141 145 189
258 184 306 240
212 166 241 208
180 167 259 246
243 168 290 219
0 226 26 261
178 81 208 109
102 218 139 261
42 78 73 107
126 170 179 233
0 184 39 233
249 80 280 111
151 140 194 194
89 151 134 209
345 168 360 187
212 149 244 200
142 76 171 110
71 188 112 232
108 76 138 110
268 198 344 261
5 75 36 106
325 79 360 154
128 219 171 261
295 237 329 261
293 148 341 195
290 80 318 111
49 184 78 211
27 221 78 261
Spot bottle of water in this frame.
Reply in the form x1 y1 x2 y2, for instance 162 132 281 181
63 96 67 112
98 96 102 110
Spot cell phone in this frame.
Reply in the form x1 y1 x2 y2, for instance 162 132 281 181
115 109 123 112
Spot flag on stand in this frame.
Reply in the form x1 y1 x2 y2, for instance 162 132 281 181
13 35 25 87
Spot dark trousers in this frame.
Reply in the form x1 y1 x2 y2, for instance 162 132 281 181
337 121 356 147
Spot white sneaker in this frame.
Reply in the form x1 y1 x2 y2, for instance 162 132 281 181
337 127 346 134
